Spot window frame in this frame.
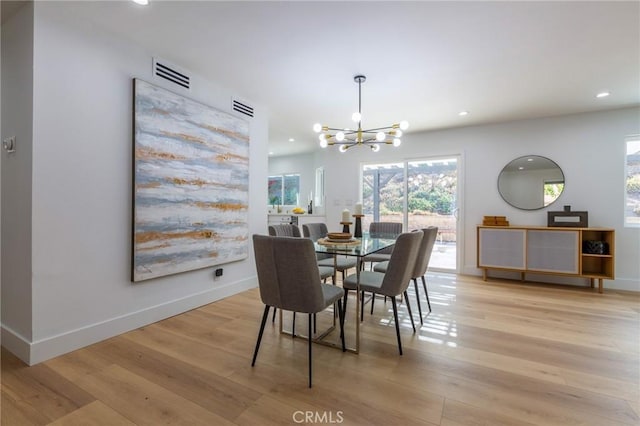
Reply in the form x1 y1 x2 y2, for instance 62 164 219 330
624 136 640 228
268 173 300 206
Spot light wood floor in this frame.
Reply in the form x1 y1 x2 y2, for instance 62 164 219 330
2 273 639 425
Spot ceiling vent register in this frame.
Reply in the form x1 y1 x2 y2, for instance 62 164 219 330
153 58 190 90
232 98 254 118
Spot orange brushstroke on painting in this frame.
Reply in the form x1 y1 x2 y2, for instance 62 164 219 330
194 201 247 211
136 181 162 189
136 229 220 244
169 177 209 186
137 242 171 251
151 108 170 116
200 124 250 143
136 147 186 161
160 130 207 145
215 152 249 164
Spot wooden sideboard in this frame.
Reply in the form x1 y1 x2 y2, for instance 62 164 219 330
477 225 615 293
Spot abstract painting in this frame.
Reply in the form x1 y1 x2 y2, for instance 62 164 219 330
132 79 249 281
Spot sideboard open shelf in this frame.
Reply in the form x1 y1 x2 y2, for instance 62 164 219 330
477 226 615 293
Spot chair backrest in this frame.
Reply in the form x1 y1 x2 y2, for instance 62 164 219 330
268 223 301 237
252 234 326 313
369 222 403 238
302 222 328 240
380 231 423 296
302 223 331 260
412 227 438 279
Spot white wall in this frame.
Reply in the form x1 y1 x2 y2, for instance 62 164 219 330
316 107 640 291
1 2 34 361
1 2 268 364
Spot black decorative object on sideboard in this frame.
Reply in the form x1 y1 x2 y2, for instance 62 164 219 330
548 205 588 228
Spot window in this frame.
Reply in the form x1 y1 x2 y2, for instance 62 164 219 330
625 137 640 227
362 157 460 271
315 167 324 207
268 174 300 205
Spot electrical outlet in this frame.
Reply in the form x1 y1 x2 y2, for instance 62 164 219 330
2 136 16 153
214 268 223 279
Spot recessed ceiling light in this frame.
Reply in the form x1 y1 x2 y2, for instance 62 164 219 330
518 166 524 170
458 111 469 116
527 158 534 162
596 92 610 98
268 151 274 156
132 0 149 5
288 138 295 142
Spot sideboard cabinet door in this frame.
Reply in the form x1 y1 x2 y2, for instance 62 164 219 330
478 228 526 270
526 230 579 274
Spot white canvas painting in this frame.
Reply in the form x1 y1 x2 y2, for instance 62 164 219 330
133 79 249 281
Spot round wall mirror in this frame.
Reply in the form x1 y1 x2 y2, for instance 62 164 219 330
497 155 565 210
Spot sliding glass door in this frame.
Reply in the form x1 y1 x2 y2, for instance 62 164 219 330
362 156 459 271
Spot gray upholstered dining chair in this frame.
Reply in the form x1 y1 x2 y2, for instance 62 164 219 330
360 222 403 269
268 223 334 326
251 234 345 387
268 223 301 237
374 227 438 324
342 231 423 355
302 223 358 281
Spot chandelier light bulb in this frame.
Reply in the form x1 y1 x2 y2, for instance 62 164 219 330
312 75 406 152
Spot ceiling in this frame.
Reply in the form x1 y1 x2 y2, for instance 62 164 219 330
48 1 640 156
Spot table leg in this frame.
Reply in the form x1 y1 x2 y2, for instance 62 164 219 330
355 265 360 353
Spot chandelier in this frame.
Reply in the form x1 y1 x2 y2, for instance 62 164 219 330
313 75 409 152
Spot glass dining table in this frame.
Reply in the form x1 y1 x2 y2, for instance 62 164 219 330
312 233 396 354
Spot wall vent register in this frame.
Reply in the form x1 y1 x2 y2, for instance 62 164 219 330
153 58 191 90
232 98 254 118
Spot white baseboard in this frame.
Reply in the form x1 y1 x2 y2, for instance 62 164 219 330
1 276 257 366
461 265 639 292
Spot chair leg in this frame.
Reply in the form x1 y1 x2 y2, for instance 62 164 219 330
252 305 270 366
337 299 346 351
343 289 349 315
272 307 277 323
308 313 313 388
404 290 416 332
370 292 375 314
313 314 317 334
421 276 432 312
360 291 365 321
391 297 403 355
413 278 424 324
292 313 296 337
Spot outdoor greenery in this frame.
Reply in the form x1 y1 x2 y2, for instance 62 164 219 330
268 174 300 205
363 162 457 217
